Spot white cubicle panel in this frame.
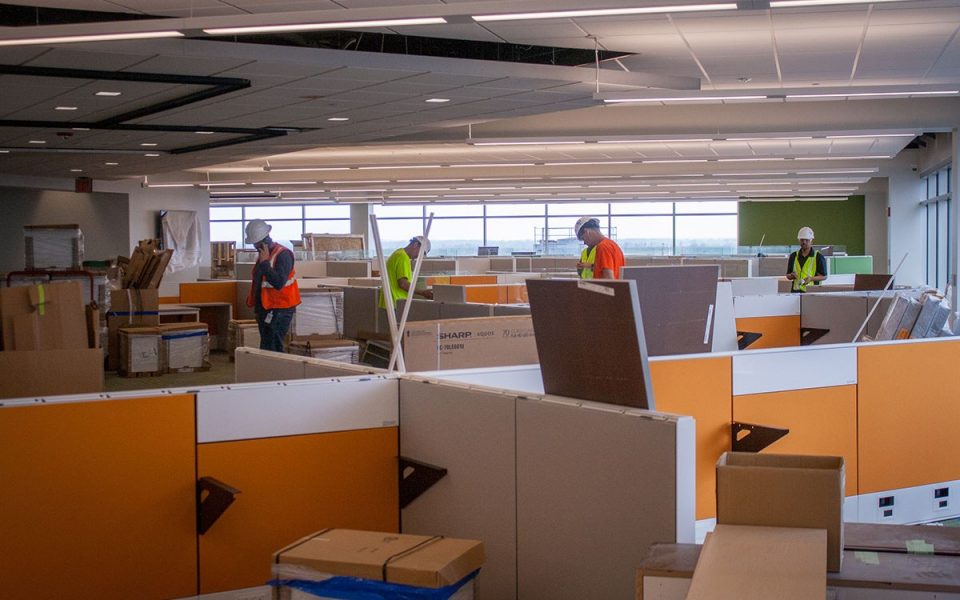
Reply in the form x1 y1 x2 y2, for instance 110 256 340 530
399 376 695 600
732 345 857 395
197 376 398 443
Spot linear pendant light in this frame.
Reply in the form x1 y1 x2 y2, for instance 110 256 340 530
0 30 183 46
204 17 447 35
472 3 737 22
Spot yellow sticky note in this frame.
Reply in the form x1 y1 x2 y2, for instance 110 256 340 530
855 551 880 565
906 539 935 555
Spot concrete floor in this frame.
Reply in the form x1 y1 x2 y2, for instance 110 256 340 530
104 351 235 393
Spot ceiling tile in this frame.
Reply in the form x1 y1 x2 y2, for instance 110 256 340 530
779 52 854 78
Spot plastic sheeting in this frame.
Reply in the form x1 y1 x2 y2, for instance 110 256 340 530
161 210 201 273
269 570 477 600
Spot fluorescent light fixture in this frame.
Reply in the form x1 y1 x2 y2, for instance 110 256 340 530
204 17 447 35
327 117 350 122
772 0 908 7
631 173 704 178
660 183 725 187
200 183 241 187
96 91 122 97
28 140 46 144
144 153 160 157
0 30 183 47
714 172 790 176
72 128 90 131
542 161 634 166
471 140 586 146
147 183 196 188
387 195 440 199
725 136 814 141
472 177 543 181
249 181 315 185
787 90 958 99
643 159 709 164
717 158 787 162
520 185 583 189
448 163 537 168
588 184 651 188
329 189 386 192
603 95 767 104
596 138 715 144
794 169 878 174
392 187 455 191
54 106 77 111
70 168 82 172
323 179 391 183
195 131 215 135
556 175 619 179
732 182 794 186
396 178 464 183
825 133 916 139
472 3 736 22
357 164 442 170
266 166 351 172
104 162 119 166
795 155 891 160
140 143 158 147
425 98 450 103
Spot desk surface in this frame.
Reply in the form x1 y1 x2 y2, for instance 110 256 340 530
640 523 960 594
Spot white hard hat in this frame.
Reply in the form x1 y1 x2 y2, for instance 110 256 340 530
245 219 272 244
411 235 431 254
574 216 600 239
797 226 815 240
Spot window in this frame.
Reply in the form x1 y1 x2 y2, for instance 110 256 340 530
209 203 349 249
924 166 952 290
675 215 738 255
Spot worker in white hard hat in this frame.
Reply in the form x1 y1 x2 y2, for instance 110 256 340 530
244 219 301 351
786 226 827 293
575 216 624 280
379 235 434 309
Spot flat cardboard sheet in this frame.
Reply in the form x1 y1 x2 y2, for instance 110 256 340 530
620 265 718 356
1 281 88 352
526 279 654 409
685 525 826 600
0 348 103 399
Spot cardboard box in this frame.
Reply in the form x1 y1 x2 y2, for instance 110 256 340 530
0 281 88 352
24 224 83 270
118 326 164 375
0 348 103 399
228 319 261 359
288 336 359 363
402 315 538 372
107 289 160 371
716 452 844 572
162 323 210 372
910 295 946 339
294 291 343 336
894 297 922 339
274 529 484 589
876 295 910 341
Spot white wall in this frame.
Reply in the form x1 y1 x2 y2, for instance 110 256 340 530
862 178 889 274
0 184 129 273
98 180 210 297
884 150 927 287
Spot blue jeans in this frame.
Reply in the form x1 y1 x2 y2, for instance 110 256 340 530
256 308 295 353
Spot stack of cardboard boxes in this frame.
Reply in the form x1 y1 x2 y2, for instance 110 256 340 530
875 292 953 340
0 281 102 398
227 319 261 360
118 322 210 376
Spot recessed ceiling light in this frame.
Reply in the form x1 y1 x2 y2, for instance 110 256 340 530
105 162 119 166
0 150 10 153
54 106 78 111
140 143 158 147
96 91 122 97
70 169 82 172
144 153 160 157
425 98 451 103
72 127 90 131
28 140 46 144
195 131 215 135
327 117 350 122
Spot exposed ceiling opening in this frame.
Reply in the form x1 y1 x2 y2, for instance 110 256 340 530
0 2 159 26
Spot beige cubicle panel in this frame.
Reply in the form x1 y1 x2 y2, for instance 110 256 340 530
235 347 307 382
399 376 695 600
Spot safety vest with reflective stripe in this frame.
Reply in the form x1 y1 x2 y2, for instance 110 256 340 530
247 244 301 309
792 250 820 292
579 246 596 280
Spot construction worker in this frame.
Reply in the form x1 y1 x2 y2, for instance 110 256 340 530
245 219 300 352
786 226 827 292
379 236 435 309
575 216 625 280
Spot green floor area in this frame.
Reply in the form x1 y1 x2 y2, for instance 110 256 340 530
104 351 235 393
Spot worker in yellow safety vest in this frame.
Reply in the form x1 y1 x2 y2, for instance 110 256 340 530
786 226 827 292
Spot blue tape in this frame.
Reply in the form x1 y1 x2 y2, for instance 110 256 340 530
107 311 160 317
161 331 207 341
268 570 478 600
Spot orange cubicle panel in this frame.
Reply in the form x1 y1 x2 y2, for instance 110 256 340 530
197 427 399 593
858 340 960 494
450 275 497 285
733 385 858 497
735 316 800 349
179 281 239 314
651 356 732 520
0 395 198 600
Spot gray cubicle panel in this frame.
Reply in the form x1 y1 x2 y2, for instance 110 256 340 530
489 257 516 272
439 302 495 319
326 261 371 278
342 286 383 339
492 304 531 317
432 284 467 303
303 359 388 379
516 398 695 600
235 348 306 382
800 293 893 344
399 378 518 600
399 376 695 600
397 298 443 322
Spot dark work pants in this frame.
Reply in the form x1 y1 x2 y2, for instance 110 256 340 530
256 307 295 353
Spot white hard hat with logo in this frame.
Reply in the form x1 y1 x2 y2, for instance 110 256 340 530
411 235 431 254
574 216 600 239
245 219 272 244
797 226 815 240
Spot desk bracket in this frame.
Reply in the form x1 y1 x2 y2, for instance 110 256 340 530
800 327 830 346
731 422 789 453
399 457 447 509
197 476 241 535
737 331 763 350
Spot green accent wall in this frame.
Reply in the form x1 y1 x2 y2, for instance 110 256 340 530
738 196 865 255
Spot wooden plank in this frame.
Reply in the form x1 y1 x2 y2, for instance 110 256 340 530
527 279 654 410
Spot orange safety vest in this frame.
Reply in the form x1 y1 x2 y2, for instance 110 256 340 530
247 244 301 310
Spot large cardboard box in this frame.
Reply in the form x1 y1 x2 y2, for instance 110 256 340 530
107 289 160 371
228 319 261 359
0 281 88 351
402 315 538 372
23 224 83 270
274 529 484 589
0 348 103 399
287 336 359 363
716 452 844 572
162 323 210 372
